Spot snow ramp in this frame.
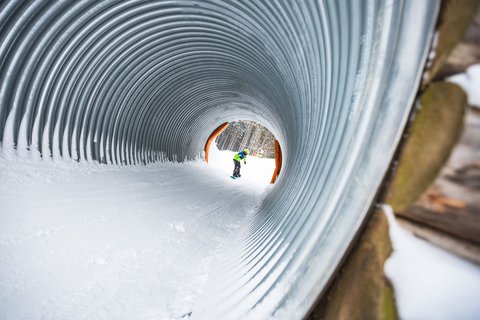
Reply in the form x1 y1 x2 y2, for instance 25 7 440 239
0 1 439 319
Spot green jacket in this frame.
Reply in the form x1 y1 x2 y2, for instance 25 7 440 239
233 150 247 163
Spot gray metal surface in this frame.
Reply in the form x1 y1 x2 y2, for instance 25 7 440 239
0 0 439 318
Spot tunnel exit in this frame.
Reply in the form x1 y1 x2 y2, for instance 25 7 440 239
205 121 281 187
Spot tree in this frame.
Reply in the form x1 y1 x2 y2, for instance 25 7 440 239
216 120 275 158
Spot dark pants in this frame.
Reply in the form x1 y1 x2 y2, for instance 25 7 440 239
233 160 241 177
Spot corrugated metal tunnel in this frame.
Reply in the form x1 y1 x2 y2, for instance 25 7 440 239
0 0 439 318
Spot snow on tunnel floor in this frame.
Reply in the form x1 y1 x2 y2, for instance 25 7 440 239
0 147 275 319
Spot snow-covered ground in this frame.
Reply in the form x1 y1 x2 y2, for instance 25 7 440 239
208 144 276 189
0 145 274 319
9 139 480 320
383 205 480 320
448 63 480 108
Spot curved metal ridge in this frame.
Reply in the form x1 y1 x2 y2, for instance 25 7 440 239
0 1 438 318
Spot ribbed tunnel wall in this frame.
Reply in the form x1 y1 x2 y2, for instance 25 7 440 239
0 1 438 318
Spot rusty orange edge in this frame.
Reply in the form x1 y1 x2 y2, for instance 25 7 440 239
204 122 229 163
270 140 282 184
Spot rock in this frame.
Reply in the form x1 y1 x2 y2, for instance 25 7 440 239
385 82 467 213
427 0 480 82
308 211 396 320
437 7 480 78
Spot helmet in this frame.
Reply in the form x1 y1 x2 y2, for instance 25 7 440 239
244 149 249 154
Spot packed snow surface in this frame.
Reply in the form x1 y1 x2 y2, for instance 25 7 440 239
448 64 480 108
382 205 480 320
0 145 274 319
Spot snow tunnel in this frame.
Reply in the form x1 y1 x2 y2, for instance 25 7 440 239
0 1 439 319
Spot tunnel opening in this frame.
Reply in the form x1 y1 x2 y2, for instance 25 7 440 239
205 120 281 187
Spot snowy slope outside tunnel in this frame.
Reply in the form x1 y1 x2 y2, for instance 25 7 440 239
208 143 275 190
383 205 480 320
0 148 272 319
